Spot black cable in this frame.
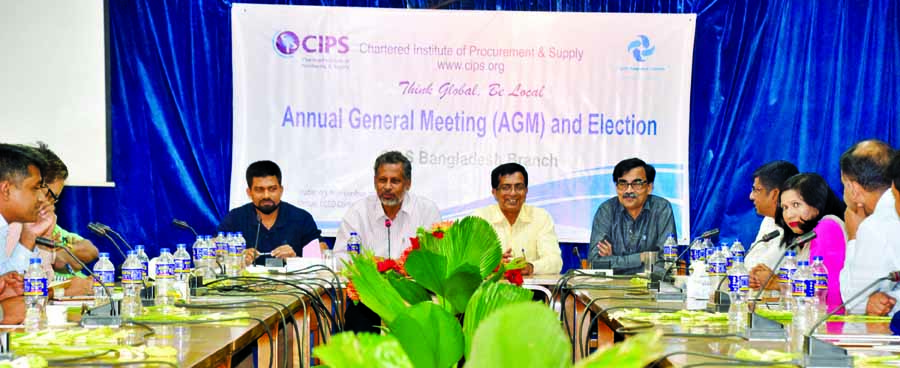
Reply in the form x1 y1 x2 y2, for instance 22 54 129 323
176 301 292 368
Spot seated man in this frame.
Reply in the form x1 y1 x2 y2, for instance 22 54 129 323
218 160 321 265
472 163 562 275
7 143 98 295
838 140 900 316
335 151 440 333
588 158 676 274
746 161 798 288
335 151 441 259
0 143 48 323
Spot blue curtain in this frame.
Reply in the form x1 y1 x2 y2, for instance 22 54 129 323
57 0 899 266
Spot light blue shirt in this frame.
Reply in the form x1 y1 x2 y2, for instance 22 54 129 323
0 213 38 274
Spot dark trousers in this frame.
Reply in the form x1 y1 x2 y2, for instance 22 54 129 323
344 300 383 333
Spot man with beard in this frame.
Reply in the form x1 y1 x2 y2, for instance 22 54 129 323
335 151 440 333
218 160 321 265
335 151 441 259
588 158 676 274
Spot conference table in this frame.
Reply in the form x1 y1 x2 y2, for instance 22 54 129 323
6 271 338 368
526 274 900 366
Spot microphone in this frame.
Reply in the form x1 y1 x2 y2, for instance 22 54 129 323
254 213 261 250
708 229 782 310
800 274 896 366
172 218 199 238
751 231 816 305
699 228 720 239
385 219 392 259
36 237 121 326
92 222 134 251
88 223 127 259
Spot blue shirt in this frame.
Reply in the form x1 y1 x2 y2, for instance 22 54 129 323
217 202 321 264
588 195 677 274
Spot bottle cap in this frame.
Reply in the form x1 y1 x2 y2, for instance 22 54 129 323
160 248 171 254
812 255 824 262
29 257 42 264
127 250 136 256
99 252 110 258
797 260 809 267
177 243 186 249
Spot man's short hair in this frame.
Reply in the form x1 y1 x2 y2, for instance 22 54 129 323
245 160 282 187
33 142 68 183
0 143 47 184
839 139 895 191
491 163 528 189
373 151 411 181
612 158 656 183
753 160 799 191
887 150 900 190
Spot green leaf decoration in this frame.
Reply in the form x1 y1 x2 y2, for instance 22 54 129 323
466 303 571 368
575 330 664 368
405 249 449 296
388 302 465 368
442 265 484 314
314 332 414 368
385 270 432 305
344 251 409 324
444 216 503 278
463 282 534 358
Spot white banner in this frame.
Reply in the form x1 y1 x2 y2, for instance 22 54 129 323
231 4 695 242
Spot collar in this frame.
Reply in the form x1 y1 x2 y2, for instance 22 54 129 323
0 212 7 230
617 195 653 218
876 189 897 217
372 193 414 221
484 204 532 225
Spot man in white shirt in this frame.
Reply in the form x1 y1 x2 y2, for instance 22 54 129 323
838 140 900 315
335 151 441 333
335 151 441 259
0 143 49 323
745 161 798 275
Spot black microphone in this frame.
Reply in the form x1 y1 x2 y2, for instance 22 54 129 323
751 231 817 307
36 236 120 325
93 222 134 251
757 229 780 243
385 219 392 259
172 218 199 238
699 228 720 239
88 222 127 259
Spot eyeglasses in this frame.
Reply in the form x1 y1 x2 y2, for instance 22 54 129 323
616 180 648 190
498 183 527 193
44 184 59 204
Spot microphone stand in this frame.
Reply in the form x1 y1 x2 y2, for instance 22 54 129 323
172 218 199 238
97 223 135 251
35 237 120 327
88 223 127 259
385 219 392 259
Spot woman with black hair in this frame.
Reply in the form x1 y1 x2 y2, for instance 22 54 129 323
749 173 847 313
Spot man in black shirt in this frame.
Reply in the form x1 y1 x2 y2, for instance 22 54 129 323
218 160 321 265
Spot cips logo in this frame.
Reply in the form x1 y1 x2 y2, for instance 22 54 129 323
626 35 655 62
273 31 349 57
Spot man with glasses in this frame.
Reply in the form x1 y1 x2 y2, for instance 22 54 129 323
588 158 676 274
218 160 321 265
473 163 562 275
744 161 797 284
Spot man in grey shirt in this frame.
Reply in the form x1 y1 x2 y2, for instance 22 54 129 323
588 158 676 274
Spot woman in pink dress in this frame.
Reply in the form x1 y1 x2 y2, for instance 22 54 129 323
750 173 847 314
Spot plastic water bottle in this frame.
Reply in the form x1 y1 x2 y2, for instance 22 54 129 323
121 250 144 318
730 240 745 263
226 237 240 277
662 233 678 263
791 261 816 334
174 243 192 302
24 257 48 331
191 235 204 266
93 252 115 307
155 248 176 307
202 235 219 278
689 238 705 263
215 232 228 267
703 239 715 261
234 231 247 271
135 245 150 281
686 260 710 302
707 246 727 298
811 256 829 315
347 232 361 254
727 255 750 324
720 243 734 271
778 251 798 309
